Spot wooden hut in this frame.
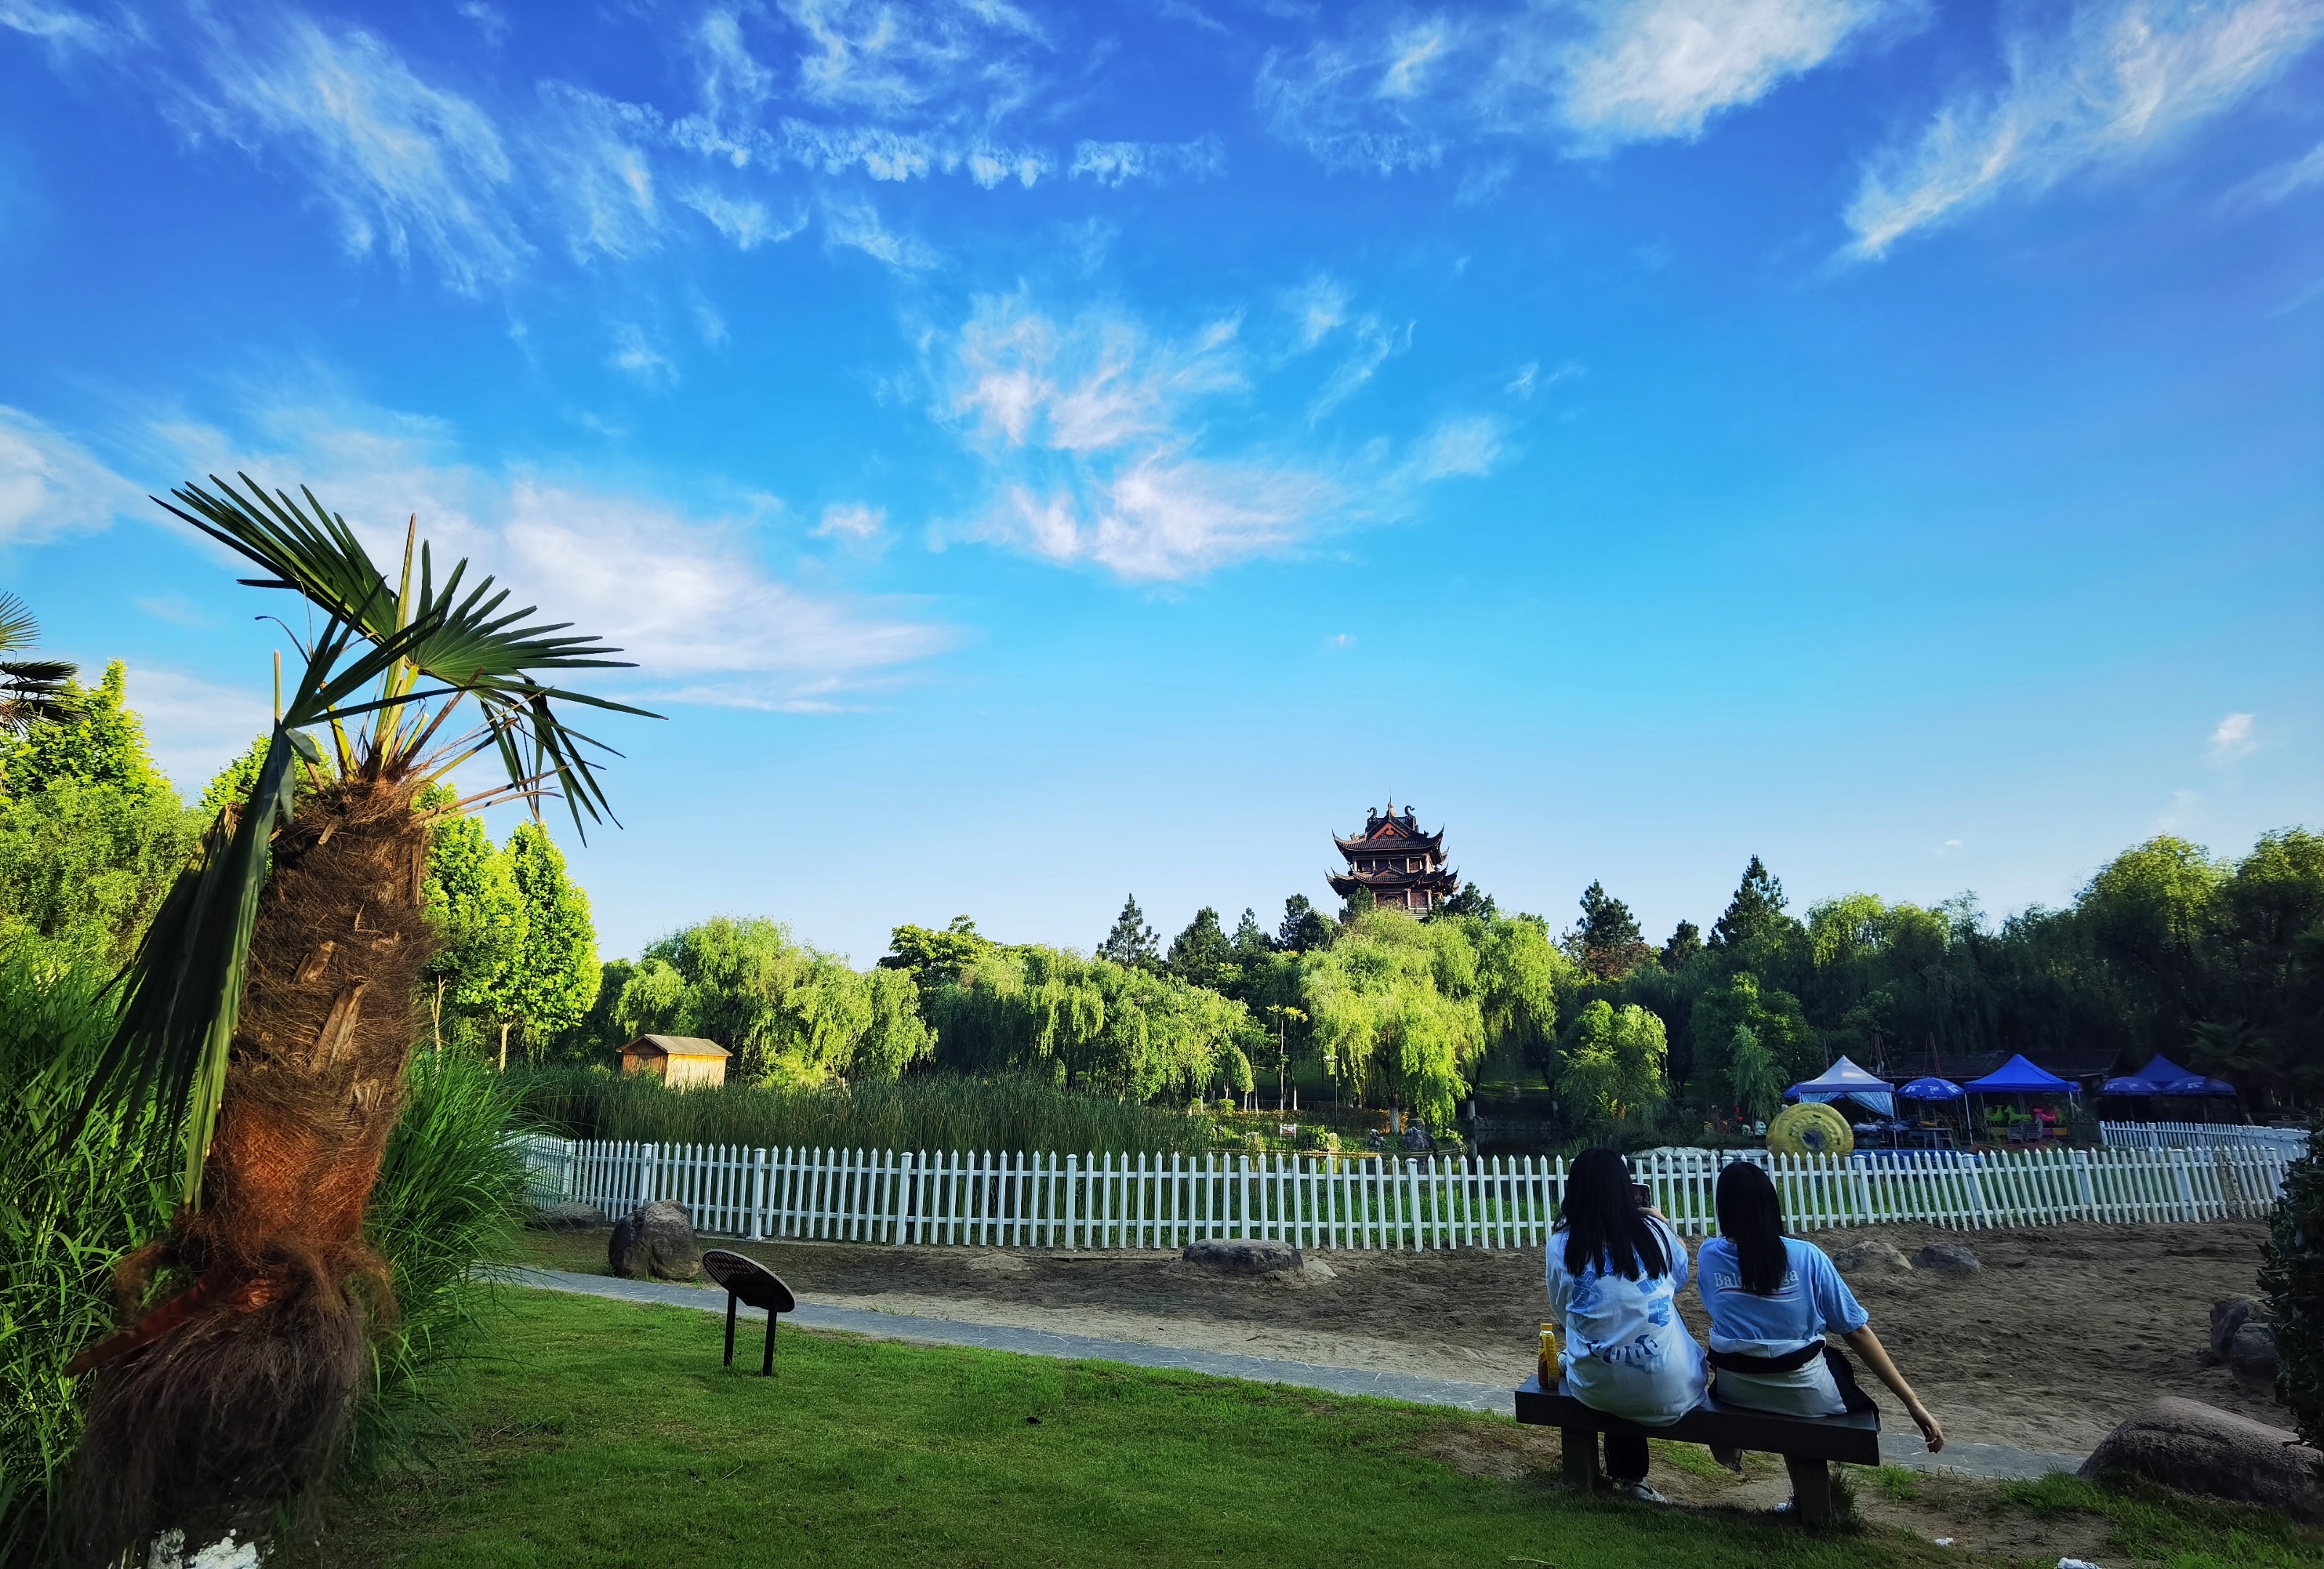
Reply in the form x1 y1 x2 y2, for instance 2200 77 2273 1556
618 1034 731 1090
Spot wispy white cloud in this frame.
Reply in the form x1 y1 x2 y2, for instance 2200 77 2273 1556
1259 0 1909 171
2225 137 2324 206
778 0 1046 118
1845 0 2324 259
1068 135 1227 186
816 501 887 540
174 12 532 295
1504 358 1585 398
933 291 1506 582
606 324 678 387
678 187 808 249
534 82 664 262
1561 0 1911 147
2209 710 2257 761
824 196 941 269
1281 275 1354 352
0 407 144 543
112 665 271 793
142 400 954 709
1309 316 1408 421
0 0 129 57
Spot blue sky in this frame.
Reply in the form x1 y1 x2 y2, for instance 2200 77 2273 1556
1 0 2318 966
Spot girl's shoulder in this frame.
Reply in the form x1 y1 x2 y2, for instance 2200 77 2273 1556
1782 1235 1833 1266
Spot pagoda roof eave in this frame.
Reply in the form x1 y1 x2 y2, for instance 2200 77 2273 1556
1334 830 1445 854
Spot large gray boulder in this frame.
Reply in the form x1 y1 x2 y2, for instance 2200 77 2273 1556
609 1200 701 1281
2081 1398 2323 1523
1832 1240 1914 1276
2211 1295 2274 1363
1913 1243 1981 1274
1181 1238 1303 1275
2228 1322 2281 1401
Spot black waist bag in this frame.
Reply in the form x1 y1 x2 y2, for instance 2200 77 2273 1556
1705 1343 1824 1374
1709 1343 1878 1416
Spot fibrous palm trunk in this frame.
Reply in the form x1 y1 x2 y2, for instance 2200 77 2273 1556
75 774 435 1560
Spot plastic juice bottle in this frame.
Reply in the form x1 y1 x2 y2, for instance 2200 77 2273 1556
1536 1323 1558 1390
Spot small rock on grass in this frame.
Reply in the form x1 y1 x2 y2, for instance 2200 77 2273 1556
1832 1241 1914 1276
2210 1295 2272 1363
2227 1322 2280 1401
1181 1238 1302 1275
609 1200 702 1281
1913 1244 1981 1273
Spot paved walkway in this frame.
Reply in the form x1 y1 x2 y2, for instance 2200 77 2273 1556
503 1267 2084 1481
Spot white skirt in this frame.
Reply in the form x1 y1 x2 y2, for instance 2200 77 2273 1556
1711 1353 1847 1417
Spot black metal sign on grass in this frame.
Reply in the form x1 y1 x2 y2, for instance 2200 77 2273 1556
704 1249 796 1377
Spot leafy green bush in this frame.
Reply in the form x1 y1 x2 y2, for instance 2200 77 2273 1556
2260 1111 2324 1448
0 946 529 1562
512 1066 1217 1155
0 946 174 1565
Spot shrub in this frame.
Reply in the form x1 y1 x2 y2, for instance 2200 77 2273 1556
0 945 529 1562
2260 1111 2324 1448
511 1066 1217 1155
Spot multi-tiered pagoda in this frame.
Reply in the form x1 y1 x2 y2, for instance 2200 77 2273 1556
1330 800 1459 914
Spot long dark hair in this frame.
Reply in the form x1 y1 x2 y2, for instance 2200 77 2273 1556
1555 1147 1669 1281
1715 1160 1789 1295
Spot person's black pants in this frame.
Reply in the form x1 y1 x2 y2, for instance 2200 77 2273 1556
1602 1432 1649 1481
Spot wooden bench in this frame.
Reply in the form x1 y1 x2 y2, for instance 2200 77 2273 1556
1514 1376 1880 1523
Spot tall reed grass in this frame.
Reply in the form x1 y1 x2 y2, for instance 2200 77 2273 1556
513 1067 1218 1156
0 944 530 1563
0 946 173 1565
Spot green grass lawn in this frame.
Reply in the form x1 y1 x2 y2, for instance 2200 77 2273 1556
298 1288 2319 1569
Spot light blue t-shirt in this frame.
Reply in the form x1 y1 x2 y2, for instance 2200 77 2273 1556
1696 1236 1869 1357
1544 1216 1708 1426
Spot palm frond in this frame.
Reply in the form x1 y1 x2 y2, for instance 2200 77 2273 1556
0 592 79 734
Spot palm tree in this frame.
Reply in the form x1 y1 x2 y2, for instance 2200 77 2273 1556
0 591 79 736
67 477 655 1560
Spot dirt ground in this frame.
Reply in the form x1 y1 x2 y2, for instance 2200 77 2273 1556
518 1217 2280 1459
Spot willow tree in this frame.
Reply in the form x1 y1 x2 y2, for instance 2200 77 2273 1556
65 478 651 1561
1298 909 1484 1127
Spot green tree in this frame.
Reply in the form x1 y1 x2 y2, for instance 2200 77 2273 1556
0 660 173 804
622 916 930 1086
1166 906 1234 991
420 813 524 1054
1296 909 1484 1127
1440 882 1498 921
1097 894 1160 970
1277 894 1334 952
881 916 988 994
1470 912 1564 1075
1710 856 1787 949
1727 1023 1783 1123
504 822 602 1066
1574 880 1650 980
1659 920 1702 970
198 733 272 816
0 660 195 964
0 780 197 964
928 943 1254 1100
1556 1000 1670 1130
1690 970 1816 1116
556 955 636 1063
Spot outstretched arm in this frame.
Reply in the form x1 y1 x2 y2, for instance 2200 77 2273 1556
1840 1326 1943 1451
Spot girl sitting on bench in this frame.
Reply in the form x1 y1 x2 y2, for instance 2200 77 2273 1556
1698 1161 1944 1482
1543 1148 1708 1504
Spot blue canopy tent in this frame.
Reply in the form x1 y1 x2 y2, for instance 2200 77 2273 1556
1783 1056 1896 1119
2101 1055 2238 1098
1899 1077 1965 1101
1965 1054 2076 1143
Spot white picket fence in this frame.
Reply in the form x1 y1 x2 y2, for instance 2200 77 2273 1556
2100 1120 2309 1159
519 1138 2291 1249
